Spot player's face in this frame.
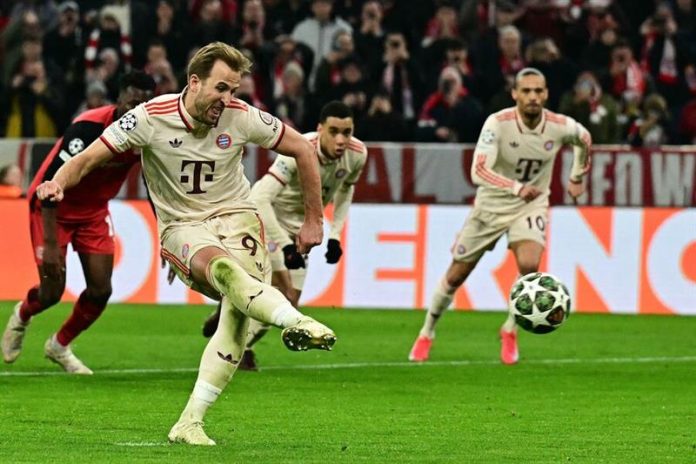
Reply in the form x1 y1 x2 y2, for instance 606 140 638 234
318 117 353 159
117 86 154 117
512 75 548 118
190 60 241 126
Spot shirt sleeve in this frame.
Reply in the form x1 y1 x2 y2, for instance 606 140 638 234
329 150 366 240
241 105 286 150
100 103 153 154
267 153 298 185
250 174 293 248
561 117 592 182
470 115 523 195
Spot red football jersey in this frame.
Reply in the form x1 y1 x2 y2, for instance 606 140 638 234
28 105 139 221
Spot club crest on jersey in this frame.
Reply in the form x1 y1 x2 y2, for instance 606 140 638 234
335 169 347 178
119 112 138 132
216 133 232 149
181 243 190 259
544 140 554 151
68 138 85 154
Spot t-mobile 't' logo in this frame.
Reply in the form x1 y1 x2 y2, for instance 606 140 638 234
180 160 216 194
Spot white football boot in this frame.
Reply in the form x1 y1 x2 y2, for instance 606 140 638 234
44 335 93 375
2 302 30 363
281 317 336 351
168 421 216 446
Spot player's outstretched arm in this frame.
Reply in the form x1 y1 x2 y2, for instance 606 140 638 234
36 138 114 202
274 126 323 253
566 122 592 199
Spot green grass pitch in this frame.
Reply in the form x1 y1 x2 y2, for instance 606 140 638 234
1 301 695 463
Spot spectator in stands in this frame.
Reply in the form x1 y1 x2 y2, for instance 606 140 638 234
87 48 122 101
579 17 621 72
525 37 578 111
478 24 526 103
315 29 355 102
640 2 693 116
274 61 307 130
0 164 23 198
291 0 352 88
627 93 671 147
74 80 111 117
559 71 621 143
380 31 424 125
9 0 58 32
678 94 696 143
1 36 65 137
43 1 83 119
673 0 696 38
265 0 311 35
143 39 179 95
421 1 460 48
150 0 189 73
232 0 272 53
601 39 648 126
2 9 42 87
357 89 409 142
331 56 371 120
235 74 267 110
84 9 132 79
416 66 484 143
354 0 385 81
190 0 233 47
257 35 313 109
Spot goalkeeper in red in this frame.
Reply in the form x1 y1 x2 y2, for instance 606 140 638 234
408 68 591 365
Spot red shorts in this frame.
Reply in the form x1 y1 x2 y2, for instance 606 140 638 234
29 206 115 266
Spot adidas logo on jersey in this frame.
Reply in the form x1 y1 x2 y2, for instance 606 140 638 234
169 138 183 148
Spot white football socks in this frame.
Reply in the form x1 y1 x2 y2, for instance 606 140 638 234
245 318 271 349
420 279 456 339
501 312 517 333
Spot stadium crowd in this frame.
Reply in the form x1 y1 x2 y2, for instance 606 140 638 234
1 0 695 145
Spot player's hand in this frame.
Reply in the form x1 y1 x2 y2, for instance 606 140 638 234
325 239 343 264
282 244 306 269
518 185 542 202
161 256 176 284
36 180 64 202
567 179 586 199
296 219 323 254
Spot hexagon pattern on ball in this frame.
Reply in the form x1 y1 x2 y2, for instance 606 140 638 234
508 272 571 334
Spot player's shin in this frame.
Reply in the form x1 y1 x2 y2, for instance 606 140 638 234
420 278 456 338
208 257 304 328
245 318 271 349
180 299 248 422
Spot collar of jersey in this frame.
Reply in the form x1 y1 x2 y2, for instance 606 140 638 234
515 108 547 135
177 87 219 133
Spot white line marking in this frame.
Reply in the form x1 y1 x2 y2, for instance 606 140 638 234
2 355 696 377
114 442 169 447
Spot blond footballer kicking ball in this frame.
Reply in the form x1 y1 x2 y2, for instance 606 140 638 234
508 272 571 334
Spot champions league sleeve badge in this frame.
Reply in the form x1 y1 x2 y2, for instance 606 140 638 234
119 112 138 132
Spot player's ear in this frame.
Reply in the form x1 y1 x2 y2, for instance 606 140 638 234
189 74 201 92
316 122 323 133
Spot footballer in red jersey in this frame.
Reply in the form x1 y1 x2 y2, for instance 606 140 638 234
1 71 156 374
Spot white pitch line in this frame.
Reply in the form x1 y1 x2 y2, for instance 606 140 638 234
114 442 170 447
2 355 696 377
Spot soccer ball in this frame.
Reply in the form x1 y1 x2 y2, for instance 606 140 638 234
508 272 571 334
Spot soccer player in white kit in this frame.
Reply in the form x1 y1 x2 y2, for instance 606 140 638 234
36 42 336 446
408 68 591 365
201 101 367 370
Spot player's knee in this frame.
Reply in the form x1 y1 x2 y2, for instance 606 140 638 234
85 284 112 306
39 284 64 307
518 261 540 276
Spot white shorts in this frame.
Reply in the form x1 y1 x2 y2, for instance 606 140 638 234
451 204 547 263
160 212 271 298
267 239 307 291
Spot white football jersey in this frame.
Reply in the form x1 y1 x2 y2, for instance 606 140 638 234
471 107 591 214
250 131 367 246
100 91 285 233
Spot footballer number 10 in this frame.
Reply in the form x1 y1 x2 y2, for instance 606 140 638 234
526 215 546 232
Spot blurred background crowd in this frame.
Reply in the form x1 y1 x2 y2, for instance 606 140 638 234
1 0 695 147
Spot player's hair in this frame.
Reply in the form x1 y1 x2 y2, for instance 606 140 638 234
119 70 156 92
319 101 354 123
187 42 252 81
514 67 546 88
